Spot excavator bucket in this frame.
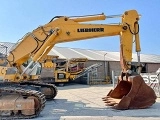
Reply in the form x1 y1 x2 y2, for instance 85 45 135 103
102 75 157 109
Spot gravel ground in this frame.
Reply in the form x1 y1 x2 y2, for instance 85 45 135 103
30 83 160 120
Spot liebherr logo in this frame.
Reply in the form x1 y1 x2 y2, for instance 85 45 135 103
77 28 104 32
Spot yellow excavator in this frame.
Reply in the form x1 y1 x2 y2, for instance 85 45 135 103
0 9 156 118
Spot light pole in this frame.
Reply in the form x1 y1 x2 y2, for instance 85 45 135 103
104 53 107 81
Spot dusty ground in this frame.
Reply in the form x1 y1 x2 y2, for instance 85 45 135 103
31 83 160 120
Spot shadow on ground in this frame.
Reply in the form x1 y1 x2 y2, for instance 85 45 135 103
32 98 160 120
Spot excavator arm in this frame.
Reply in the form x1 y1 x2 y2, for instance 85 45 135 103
7 10 140 76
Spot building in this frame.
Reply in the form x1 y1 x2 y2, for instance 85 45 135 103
1 42 160 83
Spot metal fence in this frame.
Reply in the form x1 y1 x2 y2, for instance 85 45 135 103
88 71 110 85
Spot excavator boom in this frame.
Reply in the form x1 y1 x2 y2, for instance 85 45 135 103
8 10 139 71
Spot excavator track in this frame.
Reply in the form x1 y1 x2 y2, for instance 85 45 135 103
20 81 58 100
0 82 46 119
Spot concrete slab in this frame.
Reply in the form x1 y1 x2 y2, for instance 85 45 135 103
32 84 160 120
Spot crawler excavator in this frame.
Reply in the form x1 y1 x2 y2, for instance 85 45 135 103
0 9 156 119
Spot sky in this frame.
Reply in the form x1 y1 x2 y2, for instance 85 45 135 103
0 0 160 55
